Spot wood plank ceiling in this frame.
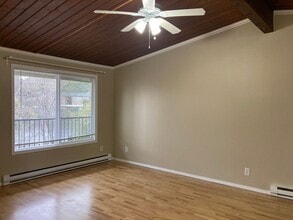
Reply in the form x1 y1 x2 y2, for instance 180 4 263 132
0 0 292 66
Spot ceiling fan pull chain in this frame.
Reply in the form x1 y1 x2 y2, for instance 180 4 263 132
148 25 151 49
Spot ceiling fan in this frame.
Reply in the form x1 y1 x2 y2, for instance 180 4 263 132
94 0 206 36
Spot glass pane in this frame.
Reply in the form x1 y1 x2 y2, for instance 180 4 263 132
60 77 94 143
14 69 56 151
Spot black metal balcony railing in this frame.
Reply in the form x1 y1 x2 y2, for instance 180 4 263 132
14 116 93 151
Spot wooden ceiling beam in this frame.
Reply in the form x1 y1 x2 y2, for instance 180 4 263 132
231 0 274 33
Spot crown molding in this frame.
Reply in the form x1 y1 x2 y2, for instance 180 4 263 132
114 19 251 69
0 46 114 70
274 10 293 15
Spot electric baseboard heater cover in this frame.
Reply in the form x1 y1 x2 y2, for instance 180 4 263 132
3 154 111 185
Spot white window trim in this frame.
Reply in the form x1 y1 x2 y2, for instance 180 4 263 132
11 63 98 155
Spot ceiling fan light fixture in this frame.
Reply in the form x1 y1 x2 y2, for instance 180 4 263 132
94 0 206 37
149 18 161 36
135 20 147 34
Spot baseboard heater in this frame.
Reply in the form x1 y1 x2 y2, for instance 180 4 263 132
3 154 112 185
270 184 293 200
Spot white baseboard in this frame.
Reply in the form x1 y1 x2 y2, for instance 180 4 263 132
113 158 270 195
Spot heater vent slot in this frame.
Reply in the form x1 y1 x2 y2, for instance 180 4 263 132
270 184 293 200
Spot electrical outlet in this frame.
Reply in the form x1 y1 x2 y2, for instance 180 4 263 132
124 146 128 153
99 146 104 152
244 168 250 176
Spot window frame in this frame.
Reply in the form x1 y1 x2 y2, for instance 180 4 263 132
11 63 98 155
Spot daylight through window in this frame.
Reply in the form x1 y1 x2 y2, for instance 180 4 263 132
13 66 96 153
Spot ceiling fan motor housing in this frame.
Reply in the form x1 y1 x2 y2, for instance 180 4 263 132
138 8 161 20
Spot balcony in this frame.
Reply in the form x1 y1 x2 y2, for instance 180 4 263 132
14 116 94 152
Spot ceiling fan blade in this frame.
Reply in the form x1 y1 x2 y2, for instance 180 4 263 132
94 10 141 17
159 8 206 18
142 0 155 9
121 19 145 32
157 18 181 34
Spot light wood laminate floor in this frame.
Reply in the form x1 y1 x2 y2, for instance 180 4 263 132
0 161 292 220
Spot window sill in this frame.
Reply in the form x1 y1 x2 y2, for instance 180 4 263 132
12 139 98 155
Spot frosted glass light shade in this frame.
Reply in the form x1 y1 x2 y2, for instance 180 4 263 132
135 20 147 34
149 18 161 36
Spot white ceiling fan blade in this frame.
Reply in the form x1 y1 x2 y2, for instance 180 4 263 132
121 19 145 32
159 8 206 18
157 18 181 34
94 10 141 17
142 0 155 9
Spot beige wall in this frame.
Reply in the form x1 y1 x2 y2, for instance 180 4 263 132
1 15 292 190
114 15 293 190
0 48 114 179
